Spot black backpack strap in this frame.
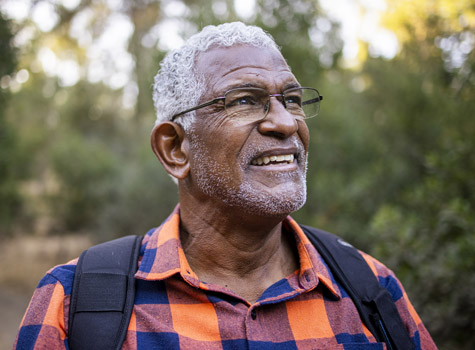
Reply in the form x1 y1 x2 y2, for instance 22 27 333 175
300 225 415 350
68 235 143 350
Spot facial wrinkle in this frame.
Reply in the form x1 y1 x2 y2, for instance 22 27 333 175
189 131 307 217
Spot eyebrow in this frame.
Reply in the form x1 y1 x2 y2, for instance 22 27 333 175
225 82 262 90
283 82 301 90
221 81 302 94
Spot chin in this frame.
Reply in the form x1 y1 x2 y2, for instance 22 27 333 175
222 181 307 218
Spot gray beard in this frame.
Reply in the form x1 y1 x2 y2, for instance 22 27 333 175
188 134 307 217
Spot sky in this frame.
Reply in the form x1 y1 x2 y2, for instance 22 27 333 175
319 0 398 61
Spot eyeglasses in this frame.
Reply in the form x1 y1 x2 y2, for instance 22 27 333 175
171 87 323 122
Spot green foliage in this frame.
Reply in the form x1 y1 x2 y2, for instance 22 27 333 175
0 13 20 234
340 18 474 350
50 131 119 231
0 13 16 78
93 129 178 241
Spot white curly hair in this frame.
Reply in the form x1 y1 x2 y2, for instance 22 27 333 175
152 22 281 131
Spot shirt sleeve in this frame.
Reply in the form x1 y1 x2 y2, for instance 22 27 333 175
360 252 438 350
13 262 76 350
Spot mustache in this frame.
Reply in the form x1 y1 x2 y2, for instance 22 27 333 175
239 137 306 166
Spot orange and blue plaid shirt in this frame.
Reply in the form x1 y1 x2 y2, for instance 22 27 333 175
15 206 436 349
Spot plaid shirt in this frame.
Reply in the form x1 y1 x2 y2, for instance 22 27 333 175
15 206 436 349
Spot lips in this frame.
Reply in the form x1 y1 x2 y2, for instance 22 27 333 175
244 139 304 170
251 154 295 166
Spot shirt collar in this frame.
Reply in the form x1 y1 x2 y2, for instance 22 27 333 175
284 217 342 299
135 205 341 299
135 205 201 286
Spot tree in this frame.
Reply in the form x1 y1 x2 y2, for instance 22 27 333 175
0 13 21 235
319 1 474 348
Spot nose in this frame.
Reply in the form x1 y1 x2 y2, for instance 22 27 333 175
257 97 299 139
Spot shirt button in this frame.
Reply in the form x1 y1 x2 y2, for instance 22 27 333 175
251 309 257 320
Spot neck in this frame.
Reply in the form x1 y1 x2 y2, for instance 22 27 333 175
178 194 299 304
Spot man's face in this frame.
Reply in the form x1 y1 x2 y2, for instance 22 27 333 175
186 45 309 217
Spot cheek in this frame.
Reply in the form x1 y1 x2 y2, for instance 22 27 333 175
199 121 252 157
191 116 257 172
298 122 310 150
188 128 237 173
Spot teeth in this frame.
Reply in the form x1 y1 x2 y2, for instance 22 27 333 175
251 154 295 166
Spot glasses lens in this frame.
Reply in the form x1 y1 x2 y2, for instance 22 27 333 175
223 87 321 121
284 87 321 119
224 88 268 121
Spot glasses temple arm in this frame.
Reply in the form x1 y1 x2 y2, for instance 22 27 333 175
171 98 223 121
302 95 323 106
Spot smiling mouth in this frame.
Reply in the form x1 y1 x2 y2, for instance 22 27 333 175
251 154 295 166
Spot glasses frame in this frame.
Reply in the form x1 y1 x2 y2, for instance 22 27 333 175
170 87 323 122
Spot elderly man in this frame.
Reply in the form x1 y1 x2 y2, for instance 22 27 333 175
15 22 435 349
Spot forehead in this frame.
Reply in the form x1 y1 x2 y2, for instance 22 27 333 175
195 45 298 94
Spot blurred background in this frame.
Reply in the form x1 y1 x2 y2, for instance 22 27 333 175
0 0 473 348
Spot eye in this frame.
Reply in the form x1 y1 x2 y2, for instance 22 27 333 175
227 94 259 107
284 94 302 106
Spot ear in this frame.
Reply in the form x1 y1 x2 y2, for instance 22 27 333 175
151 122 190 179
